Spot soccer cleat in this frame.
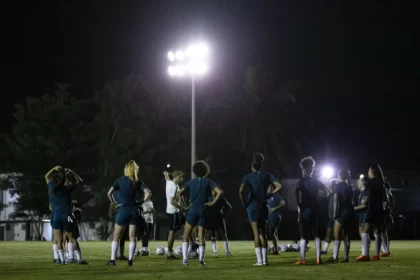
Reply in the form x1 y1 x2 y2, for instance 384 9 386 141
78 260 89 265
199 261 207 266
253 262 263 266
128 260 133 266
295 259 306 265
226 252 233 256
263 262 269 266
118 255 128 260
182 259 189 266
213 252 218 257
339 259 349 263
67 258 76 264
56 259 63 264
316 258 323 265
167 255 179 260
107 260 116 266
321 250 328 255
371 256 380 261
327 257 337 263
356 255 370 262
379 252 389 257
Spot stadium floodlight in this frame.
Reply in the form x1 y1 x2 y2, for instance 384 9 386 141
167 164 171 168
321 166 334 178
166 42 210 178
359 174 364 179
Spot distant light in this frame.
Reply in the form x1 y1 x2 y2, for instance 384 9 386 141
176 50 184 60
168 51 175 61
175 64 185 76
321 166 334 178
359 174 364 179
42 219 51 222
167 164 170 168
168 66 176 76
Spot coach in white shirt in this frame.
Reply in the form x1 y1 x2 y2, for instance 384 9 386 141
164 170 185 259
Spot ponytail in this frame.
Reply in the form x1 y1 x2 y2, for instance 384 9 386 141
124 160 139 182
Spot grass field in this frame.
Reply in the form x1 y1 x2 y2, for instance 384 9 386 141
0 241 419 279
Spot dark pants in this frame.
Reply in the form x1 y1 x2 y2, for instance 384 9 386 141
142 223 153 247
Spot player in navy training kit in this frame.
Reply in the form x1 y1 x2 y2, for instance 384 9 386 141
107 160 151 266
356 164 386 262
266 185 285 255
330 169 354 263
295 156 331 265
239 153 283 266
206 189 233 256
178 160 223 266
321 179 336 255
354 177 369 256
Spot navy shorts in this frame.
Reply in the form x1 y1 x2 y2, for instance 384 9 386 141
187 208 205 227
116 206 140 227
359 213 367 226
336 208 353 226
167 212 181 231
52 212 72 232
365 210 385 225
247 204 268 223
299 208 318 226
267 214 281 227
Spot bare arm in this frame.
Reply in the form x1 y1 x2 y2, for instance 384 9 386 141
206 187 223 206
45 166 62 184
296 189 302 206
269 198 286 213
170 197 184 210
163 171 170 181
223 199 233 217
108 187 118 208
272 181 283 194
239 183 246 208
143 188 152 202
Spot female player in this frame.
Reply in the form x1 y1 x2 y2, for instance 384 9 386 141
330 170 354 263
321 179 336 255
266 184 285 255
380 179 394 257
46 166 82 264
295 156 331 265
356 164 386 261
107 160 151 266
178 160 223 266
239 153 283 266
354 177 369 256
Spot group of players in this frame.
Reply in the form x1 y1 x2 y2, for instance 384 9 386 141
46 166 88 265
46 151 394 267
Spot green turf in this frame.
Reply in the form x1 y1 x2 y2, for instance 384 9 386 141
0 241 419 279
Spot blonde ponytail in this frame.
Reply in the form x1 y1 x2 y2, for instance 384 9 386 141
124 160 139 182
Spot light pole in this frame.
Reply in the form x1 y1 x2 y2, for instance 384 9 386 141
167 43 209 179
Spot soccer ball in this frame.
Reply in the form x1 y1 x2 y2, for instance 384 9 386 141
189 250 198 259
286 244 293 252
279 244 287 252
292 243 300 252
174 246 182 256
140 248 150 256
156 246 165 255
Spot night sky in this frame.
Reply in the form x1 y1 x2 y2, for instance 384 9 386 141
3 0 419 173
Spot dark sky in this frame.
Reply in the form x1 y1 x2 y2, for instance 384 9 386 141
4 0 419 171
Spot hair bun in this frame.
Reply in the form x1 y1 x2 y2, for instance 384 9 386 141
253 153 264 164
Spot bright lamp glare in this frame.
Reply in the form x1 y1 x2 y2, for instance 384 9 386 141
322 166 334 178
175 64 185 76
168 52 175 61
168 66 176 76
359 174 364 179
167 164 170 168
176 50 184 60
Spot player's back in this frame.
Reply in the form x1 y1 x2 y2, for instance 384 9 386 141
113 176 140 207
296 177 322 209
335 181 353 208
268 193 282 216
243 171 276 206
366 179 385 212
185 178 215 209
51 189 72 214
